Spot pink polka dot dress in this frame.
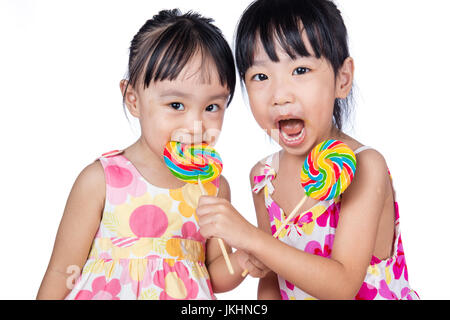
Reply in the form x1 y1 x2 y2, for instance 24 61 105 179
65 150 217 300
253 148 419 300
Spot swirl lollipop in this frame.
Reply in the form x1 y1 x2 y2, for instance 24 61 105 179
273 139 356 238
164 142 223 184
242 140 356 277
301 140 356 201
164 141 234 274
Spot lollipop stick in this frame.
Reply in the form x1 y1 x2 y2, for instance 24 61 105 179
197 176 207 195
273 195 308 238
241 195 308 277
198 176 235 275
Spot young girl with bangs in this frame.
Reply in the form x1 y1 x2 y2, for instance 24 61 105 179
36 9 263 300
197 0 419 300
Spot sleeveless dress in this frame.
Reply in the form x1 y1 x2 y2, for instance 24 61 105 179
65 150 217 300
252 147 419 300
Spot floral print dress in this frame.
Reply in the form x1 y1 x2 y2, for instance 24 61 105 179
65 150 216 300
252 147 419 300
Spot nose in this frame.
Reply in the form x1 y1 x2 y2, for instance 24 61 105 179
186 118 204 144
172 111 205 145
271 77 295 107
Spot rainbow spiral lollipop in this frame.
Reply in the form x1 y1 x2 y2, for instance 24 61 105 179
163 142 223 184
300 140 356 201
272 140 356 239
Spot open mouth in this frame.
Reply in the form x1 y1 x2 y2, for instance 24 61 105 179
278 118 306 146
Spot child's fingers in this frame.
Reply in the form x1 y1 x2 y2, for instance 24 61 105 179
248 254 267 271
197 211 217 226
235 249 250 270
196 201 214 217
197 208 226 237
196 201 231 220
245 261 266 278
197 195 223 206
198 221 215 239
237 251 270 278
196 203 224 218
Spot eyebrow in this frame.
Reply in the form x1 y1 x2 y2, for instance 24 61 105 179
159 90 194 98
252 59 267 66
208 93 230 101
159 90 229 101
252 55 317 67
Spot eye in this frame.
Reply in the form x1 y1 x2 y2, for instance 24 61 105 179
293 67 310 75
205 104 220 112
170 102 185 111
251 73 268 81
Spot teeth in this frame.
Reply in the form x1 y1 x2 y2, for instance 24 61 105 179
281 127 305 142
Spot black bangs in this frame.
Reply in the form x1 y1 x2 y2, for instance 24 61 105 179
235 0 352 130
235 0 349 80
126 9 235 105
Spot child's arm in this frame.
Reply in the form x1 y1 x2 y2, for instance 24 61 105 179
203 176 242 293
198 150 392 299
36 161 105 299
204 176 267 293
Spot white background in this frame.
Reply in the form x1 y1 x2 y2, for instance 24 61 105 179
1 0 449 300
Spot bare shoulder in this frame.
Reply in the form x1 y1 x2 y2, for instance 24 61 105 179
342 147 391 206
77 159 104 184
355 148 389 180
74 160 105 197
339 134 388 177
66 159 106 215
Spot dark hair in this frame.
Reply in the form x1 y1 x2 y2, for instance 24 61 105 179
123 9 236 106
235 0 352 130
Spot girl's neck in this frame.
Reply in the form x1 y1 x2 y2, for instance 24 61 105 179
125 138 160 167
123 138 186 189
322 126 345 143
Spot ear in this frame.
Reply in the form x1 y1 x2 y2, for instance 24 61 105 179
335 57 354 99
120 80 140 118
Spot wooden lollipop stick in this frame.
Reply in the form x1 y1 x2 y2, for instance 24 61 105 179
273 195 308 238
241 195 308 277
198 177 235 275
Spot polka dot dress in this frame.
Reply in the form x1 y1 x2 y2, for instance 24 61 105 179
64 150 218 300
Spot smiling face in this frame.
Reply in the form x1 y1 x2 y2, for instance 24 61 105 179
244 34 353 156
122 52 230 165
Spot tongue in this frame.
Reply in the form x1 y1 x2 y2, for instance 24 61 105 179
279 119 304 136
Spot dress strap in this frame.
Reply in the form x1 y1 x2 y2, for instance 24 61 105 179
265 153 275 167
354 146 373 155
96 149 124 161
252 153 277 194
